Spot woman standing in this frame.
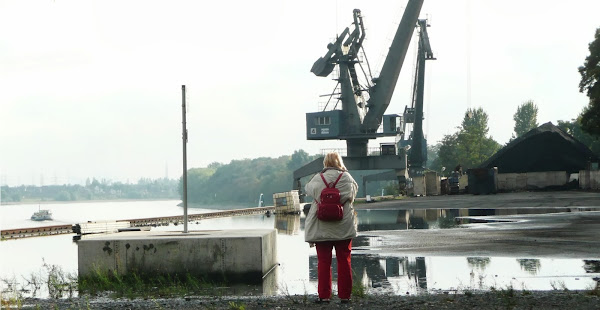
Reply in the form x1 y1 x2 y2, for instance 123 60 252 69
304 152 358 303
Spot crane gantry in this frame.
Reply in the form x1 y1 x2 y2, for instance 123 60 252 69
295 0 434 197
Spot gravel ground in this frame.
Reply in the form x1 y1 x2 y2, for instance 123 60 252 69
19 291 600 309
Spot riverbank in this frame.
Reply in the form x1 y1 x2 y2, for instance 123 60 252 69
18 290 600 309
0 198 179 206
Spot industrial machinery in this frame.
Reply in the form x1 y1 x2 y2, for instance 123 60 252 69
402 18 436 172
294 0 433 198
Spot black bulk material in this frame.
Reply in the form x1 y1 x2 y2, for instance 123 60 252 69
479 122 597 174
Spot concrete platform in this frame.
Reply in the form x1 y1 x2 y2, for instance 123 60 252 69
77 229 277 284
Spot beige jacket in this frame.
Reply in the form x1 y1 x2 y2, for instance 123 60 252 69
304 168 358 243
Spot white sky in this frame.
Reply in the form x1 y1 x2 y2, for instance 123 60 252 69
1 0 598 186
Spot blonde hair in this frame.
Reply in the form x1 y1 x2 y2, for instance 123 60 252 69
323 152 347 171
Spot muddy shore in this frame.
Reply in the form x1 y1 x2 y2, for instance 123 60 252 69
22 290 600 309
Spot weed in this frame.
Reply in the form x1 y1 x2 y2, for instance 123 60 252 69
550 280 569 292
278 281 299 304
1 275 24 309
22 272 43 297
42 260 77 299
228 301 246 310
520 283 531 296
585 283 600 296
0 295 23 310
351 280 367 298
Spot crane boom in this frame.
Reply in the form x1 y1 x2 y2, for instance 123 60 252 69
362 0 424 131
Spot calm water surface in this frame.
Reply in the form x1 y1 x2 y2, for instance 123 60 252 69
1 200 599 297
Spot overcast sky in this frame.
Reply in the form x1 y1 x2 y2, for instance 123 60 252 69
1 0 599 186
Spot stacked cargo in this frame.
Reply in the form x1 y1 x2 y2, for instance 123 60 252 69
272 190 301 214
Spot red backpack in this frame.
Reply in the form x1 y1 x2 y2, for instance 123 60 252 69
316 172 344 221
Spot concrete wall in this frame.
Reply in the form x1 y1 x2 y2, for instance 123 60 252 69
78 229 277 284
497 171 568 191
459 175 468 191
424 172 440 196
413 175 427 196
580 170 600 190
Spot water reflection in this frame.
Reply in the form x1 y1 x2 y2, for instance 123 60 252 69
517 259 541 275
274 215 300 235
356 209 468 231
355 207 600 231
303 255 600 295
584 260 600 273
309 255 428 294
467 257 491 271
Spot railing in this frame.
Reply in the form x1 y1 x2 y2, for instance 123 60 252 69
1 224 73 240
320 146 397 157
124 206 275 227
1 206 276 240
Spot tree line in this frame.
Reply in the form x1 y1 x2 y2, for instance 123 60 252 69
1 178 179 203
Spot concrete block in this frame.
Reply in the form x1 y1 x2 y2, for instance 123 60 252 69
526 171 568 189
424 172 440 196
497 173 526 191
413 175 427 196
273 191 300 213
516 173 527 189
580 170 600 189
77 229 277 284
458 175 468 191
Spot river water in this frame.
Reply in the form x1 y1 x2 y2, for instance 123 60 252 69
1 200 599 298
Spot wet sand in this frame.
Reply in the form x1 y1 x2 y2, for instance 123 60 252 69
354 191 600 258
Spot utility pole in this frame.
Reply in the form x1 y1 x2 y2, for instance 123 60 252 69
181 85 189 233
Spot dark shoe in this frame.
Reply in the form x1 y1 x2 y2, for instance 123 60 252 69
340 299 351 304
315 298 330 304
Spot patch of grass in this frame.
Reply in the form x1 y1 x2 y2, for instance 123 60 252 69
352 280 367 298
0 295 23 310
78 267 221 299
228 301 246 310
493 285 517 309
1 275 24 309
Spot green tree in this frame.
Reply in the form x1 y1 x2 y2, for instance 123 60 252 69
457 108 501 168
557 110 600 157
578 27 600 136
434 108 501 172
434 133 459 176
513 100 539 138
425 143 441 171
287 149 315 170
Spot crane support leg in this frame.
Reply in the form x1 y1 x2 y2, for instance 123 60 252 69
347 139 369 157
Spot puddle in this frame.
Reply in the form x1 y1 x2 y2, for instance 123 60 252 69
321 256 600 295
355 207 600 230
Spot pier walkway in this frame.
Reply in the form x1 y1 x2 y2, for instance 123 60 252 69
1 206 275 240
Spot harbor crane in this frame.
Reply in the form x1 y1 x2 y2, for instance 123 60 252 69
294 0 433 198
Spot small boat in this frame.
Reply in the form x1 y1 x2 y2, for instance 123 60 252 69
31 208 53 221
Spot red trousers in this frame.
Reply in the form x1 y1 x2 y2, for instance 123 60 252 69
315 239 352 299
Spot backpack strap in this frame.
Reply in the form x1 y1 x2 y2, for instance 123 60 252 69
320 172 344 188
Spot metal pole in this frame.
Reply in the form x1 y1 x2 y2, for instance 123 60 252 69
182 85 188 233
